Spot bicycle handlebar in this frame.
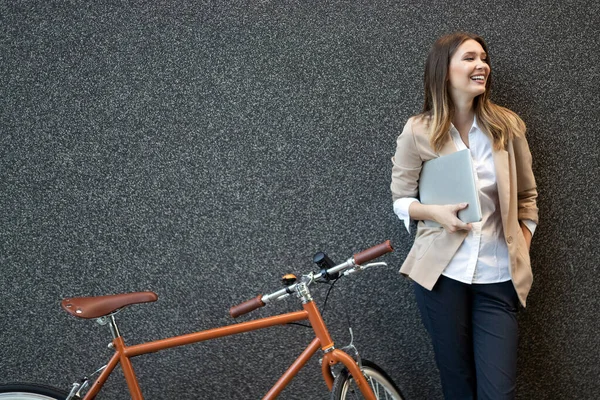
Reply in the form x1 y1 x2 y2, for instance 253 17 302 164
229 294 265 318
228 240 394 318
353 240 394 265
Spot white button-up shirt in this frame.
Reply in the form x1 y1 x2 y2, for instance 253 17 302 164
393 117 536 284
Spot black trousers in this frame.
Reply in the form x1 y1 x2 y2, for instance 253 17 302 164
413 275 520 400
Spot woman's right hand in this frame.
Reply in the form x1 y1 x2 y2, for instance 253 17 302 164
409 202 472 233
431 203 473 232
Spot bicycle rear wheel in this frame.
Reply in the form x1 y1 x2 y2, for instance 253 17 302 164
0 383 68 400
331 359 405 400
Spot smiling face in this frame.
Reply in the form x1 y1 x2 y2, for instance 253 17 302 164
447 39 491 104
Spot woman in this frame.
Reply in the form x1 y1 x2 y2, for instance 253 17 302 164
390 32 539 399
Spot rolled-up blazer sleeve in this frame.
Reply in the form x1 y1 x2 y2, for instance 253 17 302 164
513 133 539 224
391 118 423 202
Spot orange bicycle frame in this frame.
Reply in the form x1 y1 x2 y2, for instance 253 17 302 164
79 301 377 400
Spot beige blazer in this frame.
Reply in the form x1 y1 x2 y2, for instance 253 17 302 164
391 116 539 306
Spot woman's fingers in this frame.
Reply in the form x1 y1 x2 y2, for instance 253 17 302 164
445 219 471 233
455 220 472 231
443 203 472 232
454 202 469 211
430 203 472 232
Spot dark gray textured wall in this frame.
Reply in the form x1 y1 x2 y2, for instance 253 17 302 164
1 1 599 399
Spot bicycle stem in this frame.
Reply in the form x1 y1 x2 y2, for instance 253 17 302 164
261 258 355 304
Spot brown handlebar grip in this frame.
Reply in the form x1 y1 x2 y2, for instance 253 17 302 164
229 295 265 318
353 240 394 265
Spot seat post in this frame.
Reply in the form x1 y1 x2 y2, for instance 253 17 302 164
108 314 121 339
96 313 122 339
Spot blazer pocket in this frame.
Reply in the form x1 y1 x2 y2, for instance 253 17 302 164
516 228 531 262
412 227 444 260
516 247 532 275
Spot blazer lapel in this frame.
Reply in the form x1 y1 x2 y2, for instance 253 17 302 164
493 149 510 229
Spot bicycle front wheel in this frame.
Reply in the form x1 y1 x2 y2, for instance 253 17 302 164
0 383 68 400
331 360 405 400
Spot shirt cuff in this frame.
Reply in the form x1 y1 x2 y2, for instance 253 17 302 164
521 220 537 236
393 197 420 234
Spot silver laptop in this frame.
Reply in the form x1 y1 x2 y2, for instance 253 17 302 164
419 149 482 225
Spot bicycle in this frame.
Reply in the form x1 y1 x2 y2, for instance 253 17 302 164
0 240 405 400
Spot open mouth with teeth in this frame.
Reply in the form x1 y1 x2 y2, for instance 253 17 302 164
471 75 486 82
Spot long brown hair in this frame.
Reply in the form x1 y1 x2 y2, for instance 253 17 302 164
420 32 525 151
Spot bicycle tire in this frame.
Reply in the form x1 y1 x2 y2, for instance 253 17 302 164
330 359 405 400
0 383 69 400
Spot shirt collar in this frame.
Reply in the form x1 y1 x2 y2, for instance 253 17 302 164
450 115 480 134
449 115 480 151
471 115 481 132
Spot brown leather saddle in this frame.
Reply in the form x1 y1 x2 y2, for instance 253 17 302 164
61 291 158 319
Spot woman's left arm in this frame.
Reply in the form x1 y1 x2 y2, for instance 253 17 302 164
520 221 533 251
513 133 539 251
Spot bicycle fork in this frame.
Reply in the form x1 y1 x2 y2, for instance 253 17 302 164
300 282 377 400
